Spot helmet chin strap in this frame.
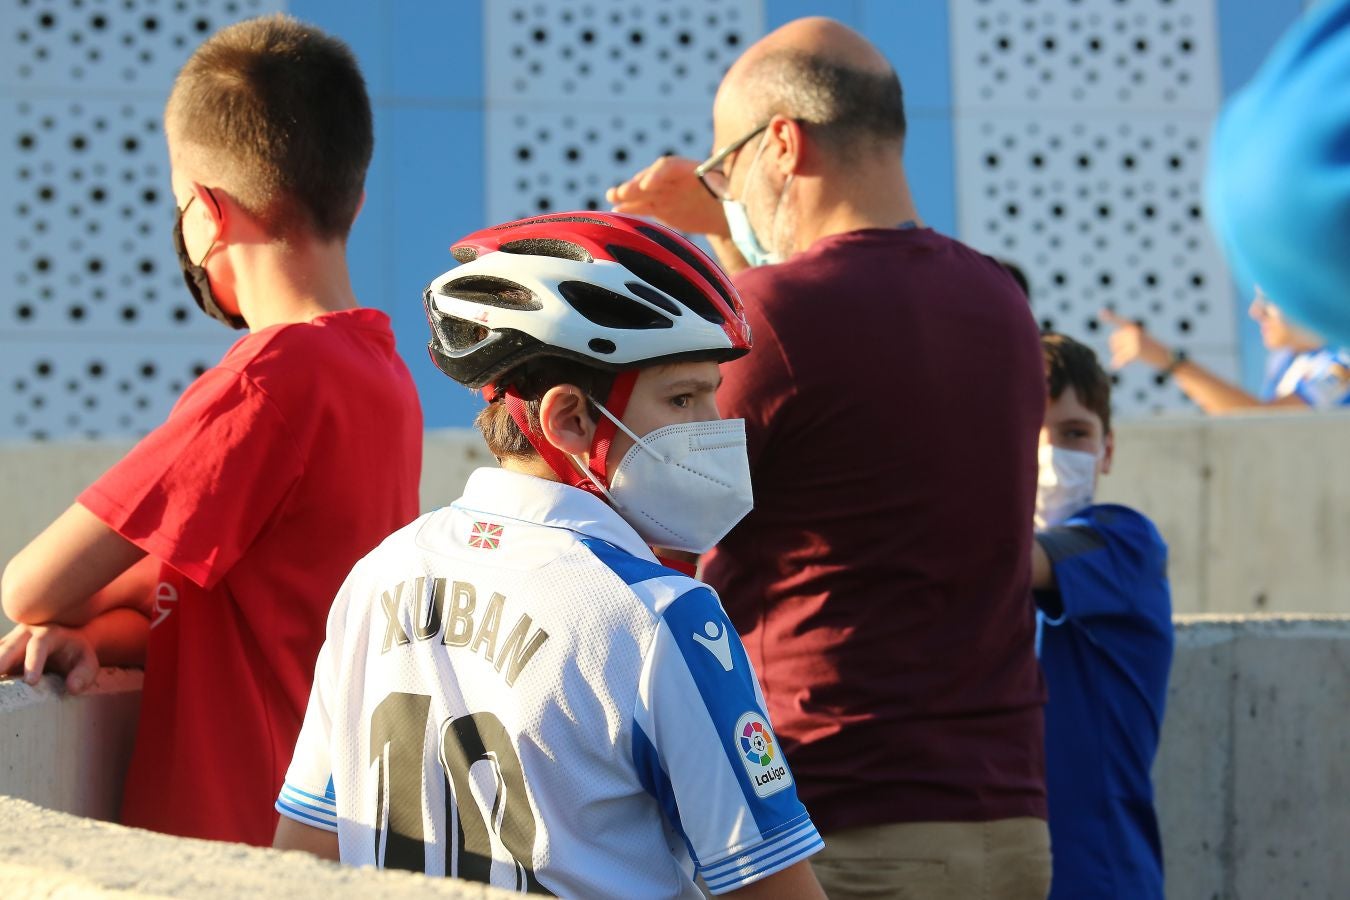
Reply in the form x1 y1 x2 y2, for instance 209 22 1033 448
494 369 640 502
492 370 700 574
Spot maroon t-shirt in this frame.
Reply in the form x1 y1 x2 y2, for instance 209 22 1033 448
703 227 1047 833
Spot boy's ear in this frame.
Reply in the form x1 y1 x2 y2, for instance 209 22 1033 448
538 385 597 456
1100 430 1115 476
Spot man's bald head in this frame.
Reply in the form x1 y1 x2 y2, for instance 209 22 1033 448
716 17 905 160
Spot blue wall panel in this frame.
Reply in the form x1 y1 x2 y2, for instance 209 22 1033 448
290 0 487 427
860 0 951 113
905 112 957 237
766 0 861 30
388 105 486 428
388 0 484 103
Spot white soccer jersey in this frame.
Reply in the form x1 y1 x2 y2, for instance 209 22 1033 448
278 468 822 897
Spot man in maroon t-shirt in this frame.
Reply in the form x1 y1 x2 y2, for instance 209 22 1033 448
610 17 1049 899
0 16 422 845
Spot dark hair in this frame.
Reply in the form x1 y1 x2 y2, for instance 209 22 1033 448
476 359 617 461
1042 332 1113 434
165 14 372 241
745 49 906 159
999 259 1030 299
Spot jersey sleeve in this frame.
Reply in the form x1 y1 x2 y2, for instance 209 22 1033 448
630 583 823 894
275 574 354 833
1034 505 1169 623
78 365 304 589
1293 348 1350 408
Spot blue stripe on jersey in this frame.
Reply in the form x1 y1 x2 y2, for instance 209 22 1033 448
283 782 337 810
580 537 671 586
632 721 696 861
659 588 810 837
278 785 338 824
275 798 339 833
702 817 824 893
325 775 336 802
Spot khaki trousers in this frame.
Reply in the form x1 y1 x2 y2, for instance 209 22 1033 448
810 817 1051 900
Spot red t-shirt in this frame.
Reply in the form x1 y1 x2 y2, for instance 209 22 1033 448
702 228 1047 833
79 308 422 846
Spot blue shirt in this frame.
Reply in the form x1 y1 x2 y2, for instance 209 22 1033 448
1034 504 1174 900
1262 347 1350 408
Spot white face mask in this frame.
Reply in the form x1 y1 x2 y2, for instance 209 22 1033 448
573 401 754 554
1034 444 1099 529
721 133 792 268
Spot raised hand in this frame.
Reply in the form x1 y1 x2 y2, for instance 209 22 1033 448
1101 309 1173 371
607 155 730 238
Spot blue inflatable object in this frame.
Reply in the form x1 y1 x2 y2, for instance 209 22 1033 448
1207 0 1350 348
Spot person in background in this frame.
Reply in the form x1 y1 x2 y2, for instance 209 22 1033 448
608 16 1049 899
1033 333 1173 900
0 15 423 845
1103 290 1350 413
1207 0 1350 349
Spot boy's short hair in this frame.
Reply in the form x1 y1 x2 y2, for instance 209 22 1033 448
477 360 616 461
1042 332 1113 434
166 14 372 241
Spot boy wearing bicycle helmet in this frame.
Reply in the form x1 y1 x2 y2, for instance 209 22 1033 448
273 213 825 898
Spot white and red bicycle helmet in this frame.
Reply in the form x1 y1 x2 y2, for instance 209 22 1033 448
423 212 751 390
422 212 752 517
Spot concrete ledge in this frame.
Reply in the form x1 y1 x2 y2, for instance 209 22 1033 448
0 669 142 822
1156 614 1350 898
0 795 516 900
2 615 1346 896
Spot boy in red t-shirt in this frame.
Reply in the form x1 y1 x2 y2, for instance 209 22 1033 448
0 15 423 846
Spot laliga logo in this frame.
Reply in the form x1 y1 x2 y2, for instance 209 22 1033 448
735 712 793 798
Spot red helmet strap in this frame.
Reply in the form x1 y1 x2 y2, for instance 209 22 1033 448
586 369 639 488
497 368 640 501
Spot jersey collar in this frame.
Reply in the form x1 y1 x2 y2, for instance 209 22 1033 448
454 467 659 565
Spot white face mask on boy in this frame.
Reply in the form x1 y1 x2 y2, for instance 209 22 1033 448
1034 444 1099 529
573 400 755 554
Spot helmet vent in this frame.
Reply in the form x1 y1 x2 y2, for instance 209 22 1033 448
626 281 682 317
558 280 673 330
635 225 736 310
492 214 612 230
608 244 724 325
439 275 542 311
588 338 617 354
432 314 490 352
500 238 594 262
451 247 479 263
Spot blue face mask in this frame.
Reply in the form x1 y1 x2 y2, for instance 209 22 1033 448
720 135 792 268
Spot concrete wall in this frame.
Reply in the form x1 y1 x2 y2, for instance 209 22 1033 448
2 413 1349 630
0 669 141 822
2 615 1345 897
1153 616 1350 899
1095 411 1350 614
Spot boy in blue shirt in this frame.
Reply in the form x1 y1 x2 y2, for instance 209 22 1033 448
1031 333 1174 900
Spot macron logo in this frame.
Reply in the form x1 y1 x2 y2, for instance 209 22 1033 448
691 619 733 672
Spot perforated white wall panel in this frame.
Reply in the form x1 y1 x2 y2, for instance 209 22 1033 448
2 0 282 440
951 0 1235 415
485 1 762 222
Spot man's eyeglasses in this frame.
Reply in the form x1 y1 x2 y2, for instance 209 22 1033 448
694 122 769 201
